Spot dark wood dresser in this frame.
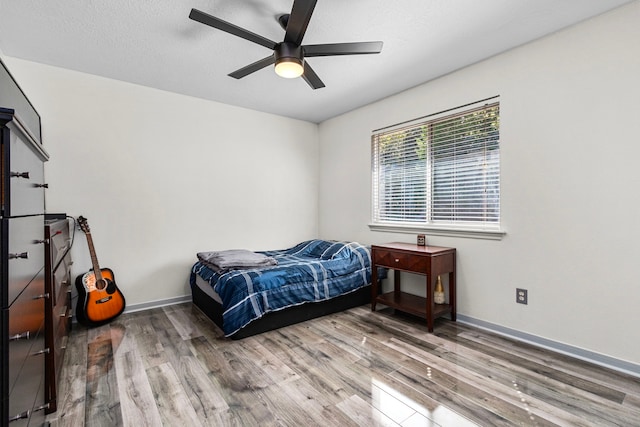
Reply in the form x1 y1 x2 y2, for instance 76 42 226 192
1 59 50 426
43 217 72 414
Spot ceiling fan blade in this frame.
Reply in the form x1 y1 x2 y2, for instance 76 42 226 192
304 41 383 57
301 62 325 89
189 8 277 50
228 55 276 79
284 0 317 45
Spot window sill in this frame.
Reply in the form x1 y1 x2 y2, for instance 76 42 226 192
368 223 506 241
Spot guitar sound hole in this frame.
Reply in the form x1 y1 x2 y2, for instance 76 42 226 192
106 280 117 295
96 279 107 290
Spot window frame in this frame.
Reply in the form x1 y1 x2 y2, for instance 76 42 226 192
369 101 505 240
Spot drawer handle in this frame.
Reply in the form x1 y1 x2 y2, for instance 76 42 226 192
33 183 49 188
32 293 50 300
9 410 30 422
33 403 50 412
9 331 30 341
10 171 30 179
31 347 50 356
33 238 49 244
9 252 28 260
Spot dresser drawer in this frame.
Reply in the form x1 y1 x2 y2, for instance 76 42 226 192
2 129 47 217
51 284 71 339
7 276 46 394
49 289 71 383
5 216 46 305
51 263 71 305
8 322 47 426
373 248 428 272
46 218 70 271
43 284 71 416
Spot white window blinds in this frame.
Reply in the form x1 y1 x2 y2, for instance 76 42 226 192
372 102 500 229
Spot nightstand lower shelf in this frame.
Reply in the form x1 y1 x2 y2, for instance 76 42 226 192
375 291 452 319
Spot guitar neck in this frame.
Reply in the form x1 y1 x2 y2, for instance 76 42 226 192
85 232 103 281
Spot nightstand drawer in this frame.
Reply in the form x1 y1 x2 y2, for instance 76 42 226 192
373 249 428 272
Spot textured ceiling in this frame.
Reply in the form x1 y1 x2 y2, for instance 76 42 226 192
0 0 634 123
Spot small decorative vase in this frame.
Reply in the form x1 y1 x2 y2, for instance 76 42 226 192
434 275 445 304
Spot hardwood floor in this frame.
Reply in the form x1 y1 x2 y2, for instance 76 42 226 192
46 303 640 426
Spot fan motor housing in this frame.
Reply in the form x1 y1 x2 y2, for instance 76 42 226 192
275 42 303 63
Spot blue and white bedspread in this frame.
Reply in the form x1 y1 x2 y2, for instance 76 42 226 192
190 239 383 336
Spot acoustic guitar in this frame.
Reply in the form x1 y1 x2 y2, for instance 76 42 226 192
75 216 126 326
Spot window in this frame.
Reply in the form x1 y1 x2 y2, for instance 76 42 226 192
371 101 500 235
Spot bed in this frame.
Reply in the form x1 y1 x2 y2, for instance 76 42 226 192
190 239 384 339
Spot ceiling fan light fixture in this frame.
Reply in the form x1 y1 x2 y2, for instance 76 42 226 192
274 42 304 79
275 57 304 78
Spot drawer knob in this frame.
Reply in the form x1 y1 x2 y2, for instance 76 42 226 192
395 258 400 263
10 171 30 179
9 252 28 260
9 331 30 341
32 293 50 300
9 410 30 422
33 183 49 188
31 347 50 356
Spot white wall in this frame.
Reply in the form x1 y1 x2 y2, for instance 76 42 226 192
3 2 638 368
3 58 319 307
318 2 640 366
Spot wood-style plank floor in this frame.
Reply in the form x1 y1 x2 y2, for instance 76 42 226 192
47 303 640 426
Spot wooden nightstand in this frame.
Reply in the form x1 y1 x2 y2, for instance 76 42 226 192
371 242 456 332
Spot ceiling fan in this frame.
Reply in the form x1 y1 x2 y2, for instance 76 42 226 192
189 0 383 89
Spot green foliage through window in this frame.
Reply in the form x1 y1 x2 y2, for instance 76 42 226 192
372 102 500 228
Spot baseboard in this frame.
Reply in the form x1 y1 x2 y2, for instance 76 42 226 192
457 314 640 378
123 295 192 314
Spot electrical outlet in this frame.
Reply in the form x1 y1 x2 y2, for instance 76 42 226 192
516 288 528 304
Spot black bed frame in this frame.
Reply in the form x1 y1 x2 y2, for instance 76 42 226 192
191 282 372 339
